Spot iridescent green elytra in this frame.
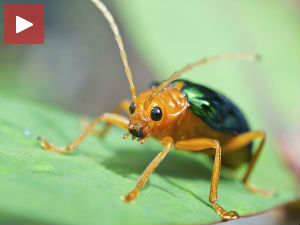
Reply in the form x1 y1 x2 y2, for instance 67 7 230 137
173 79 250 134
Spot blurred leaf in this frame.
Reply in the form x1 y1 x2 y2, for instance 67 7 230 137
0 93 298 225
115 0 300 128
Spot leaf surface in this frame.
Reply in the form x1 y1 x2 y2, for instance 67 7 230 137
0 94 298 225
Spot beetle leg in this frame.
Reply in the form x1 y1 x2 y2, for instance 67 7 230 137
38 113 129 153
122 136 174 202
175 138 239 220
223 130 273 197
81 99 131 137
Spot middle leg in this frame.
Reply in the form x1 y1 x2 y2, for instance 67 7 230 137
175 138 239 220
82 99 131 137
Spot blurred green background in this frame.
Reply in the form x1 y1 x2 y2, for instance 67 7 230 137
0 0 299 224
0 0 153 115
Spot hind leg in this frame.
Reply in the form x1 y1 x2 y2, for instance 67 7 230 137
223 130 272 196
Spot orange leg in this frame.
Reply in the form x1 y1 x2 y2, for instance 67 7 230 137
122 136 174 202
38 113 129 153
175 138 239 220
223 130 272 196
82 99 131 137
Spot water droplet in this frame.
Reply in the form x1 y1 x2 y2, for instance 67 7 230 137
24 129 31 137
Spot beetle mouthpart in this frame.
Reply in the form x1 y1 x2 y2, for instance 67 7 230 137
140 136 150 145
129 127 144 138
132 136 136 140
123 132 131 140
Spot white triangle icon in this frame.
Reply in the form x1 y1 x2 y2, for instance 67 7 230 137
16 16 33 34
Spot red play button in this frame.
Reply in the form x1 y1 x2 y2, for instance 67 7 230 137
16 16 34 34
4 4 44 44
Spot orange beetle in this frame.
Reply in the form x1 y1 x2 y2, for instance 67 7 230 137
38 0 271 220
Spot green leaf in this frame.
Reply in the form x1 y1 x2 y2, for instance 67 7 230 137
0 0 298 224
0 92 298 225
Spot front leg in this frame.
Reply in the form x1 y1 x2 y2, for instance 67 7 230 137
122 136 174 202
38 113 129 153
175 138 239 220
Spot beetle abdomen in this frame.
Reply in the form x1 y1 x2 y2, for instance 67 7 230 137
172 79 250 135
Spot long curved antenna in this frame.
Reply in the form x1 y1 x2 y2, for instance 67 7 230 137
91 0 137 103
145 53 259 108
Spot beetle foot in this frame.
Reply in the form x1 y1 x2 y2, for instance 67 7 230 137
37 136 67 153
212 202 239 220
121 188 139 203
221 211 239 220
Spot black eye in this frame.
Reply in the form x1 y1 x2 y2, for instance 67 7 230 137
151 107 162 121
129 103 135 114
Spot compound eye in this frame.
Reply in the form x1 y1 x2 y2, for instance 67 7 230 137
129 102 136 114
150 107 162 121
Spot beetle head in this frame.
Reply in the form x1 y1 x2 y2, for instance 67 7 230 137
126 82 188 144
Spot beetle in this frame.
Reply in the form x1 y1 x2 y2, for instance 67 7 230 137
38 0 271 220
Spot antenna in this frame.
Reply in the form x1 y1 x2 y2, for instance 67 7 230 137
145 53 259 108
91 0 137 103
